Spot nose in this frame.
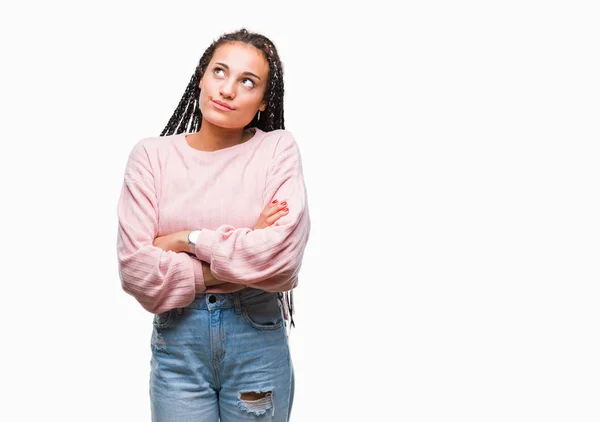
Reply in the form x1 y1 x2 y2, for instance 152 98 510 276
219 78 236 100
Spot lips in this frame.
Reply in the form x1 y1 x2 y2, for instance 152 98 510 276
211 100 233 110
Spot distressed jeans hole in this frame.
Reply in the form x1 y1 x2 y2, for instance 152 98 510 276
241 391 269 401
238 391 274 416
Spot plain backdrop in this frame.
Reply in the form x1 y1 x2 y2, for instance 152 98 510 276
1 0 599 421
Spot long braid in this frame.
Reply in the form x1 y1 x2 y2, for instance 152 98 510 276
159 28 296 328
160 73 197 136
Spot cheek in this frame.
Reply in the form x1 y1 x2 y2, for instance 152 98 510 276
199 78 215 95
200 83 210 97
240 93 265 110
198 87 217 110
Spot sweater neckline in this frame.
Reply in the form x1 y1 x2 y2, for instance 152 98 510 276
179 127 263 156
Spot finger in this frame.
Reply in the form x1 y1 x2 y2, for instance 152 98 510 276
264 200 280 214
265 207 289 225
264 201 287 217
267 203 288 219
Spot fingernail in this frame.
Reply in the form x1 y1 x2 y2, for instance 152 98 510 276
272 200 278 204
284 208 289 212
281 201 287 206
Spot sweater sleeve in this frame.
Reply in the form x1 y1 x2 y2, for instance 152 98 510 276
193 132 311 291
116 141 207 314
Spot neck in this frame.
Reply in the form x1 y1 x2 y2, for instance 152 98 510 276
186 121 252 152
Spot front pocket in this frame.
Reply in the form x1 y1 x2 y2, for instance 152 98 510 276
241 297 284 330
153 309 175 329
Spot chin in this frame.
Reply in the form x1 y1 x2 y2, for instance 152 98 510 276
202 112 252 130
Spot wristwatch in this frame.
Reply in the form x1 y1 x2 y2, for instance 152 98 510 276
187 229 202 253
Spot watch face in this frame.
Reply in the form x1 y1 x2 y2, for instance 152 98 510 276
188 229 200 245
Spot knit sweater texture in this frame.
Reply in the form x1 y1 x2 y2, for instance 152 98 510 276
116 127 310 314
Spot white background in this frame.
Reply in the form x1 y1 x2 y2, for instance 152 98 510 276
1 0 599 420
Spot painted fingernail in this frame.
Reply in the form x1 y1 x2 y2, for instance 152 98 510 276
281 201 287 206
283 208 289 212
272 200 278 204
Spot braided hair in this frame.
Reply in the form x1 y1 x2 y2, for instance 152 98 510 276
160 29 296 328
160 28 285 136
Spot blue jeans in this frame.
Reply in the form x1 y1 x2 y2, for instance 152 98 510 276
149 288 294 421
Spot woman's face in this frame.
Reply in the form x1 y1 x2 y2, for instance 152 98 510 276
198 41 269 129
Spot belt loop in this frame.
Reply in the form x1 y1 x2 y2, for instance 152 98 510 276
233 290 242 315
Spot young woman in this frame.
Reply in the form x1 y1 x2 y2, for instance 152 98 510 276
116 28 311 421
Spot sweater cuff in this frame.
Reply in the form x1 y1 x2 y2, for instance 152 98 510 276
194 229 218 262
191 258 207 293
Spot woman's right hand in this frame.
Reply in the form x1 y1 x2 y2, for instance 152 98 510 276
254 199 289 230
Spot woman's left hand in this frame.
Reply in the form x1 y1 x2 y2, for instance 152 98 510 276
153 231 188 253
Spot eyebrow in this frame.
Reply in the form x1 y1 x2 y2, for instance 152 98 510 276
214 62 262 81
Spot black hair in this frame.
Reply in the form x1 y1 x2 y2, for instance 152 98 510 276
160 28 285 136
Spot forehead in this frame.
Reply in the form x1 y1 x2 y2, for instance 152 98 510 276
210 42 269 77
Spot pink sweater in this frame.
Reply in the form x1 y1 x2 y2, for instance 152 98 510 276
116 127 311 314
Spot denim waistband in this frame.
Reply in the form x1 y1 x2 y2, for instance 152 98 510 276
183 287 282 311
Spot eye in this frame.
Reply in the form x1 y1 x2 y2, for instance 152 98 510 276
213 67 255 88
242 78 255 88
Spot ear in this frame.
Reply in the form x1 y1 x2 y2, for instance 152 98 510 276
258 102 267 112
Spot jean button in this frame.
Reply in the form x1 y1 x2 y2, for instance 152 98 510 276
208 295 217 303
